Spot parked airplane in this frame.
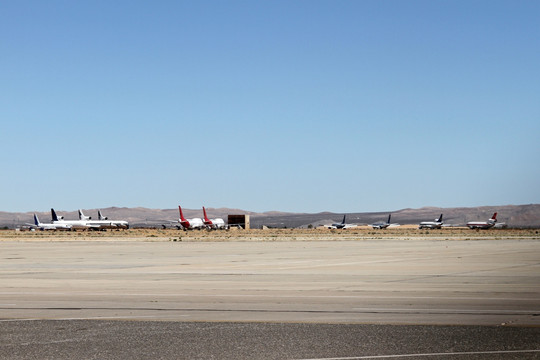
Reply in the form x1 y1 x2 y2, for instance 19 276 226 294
26 214 72 230
327 215 357 229
178 206 205 230
467 212 498 229
78 209 129 229
202 207 226 229
418 214 444 229
98 209 129 228
51 209 92 229
370 214 397 229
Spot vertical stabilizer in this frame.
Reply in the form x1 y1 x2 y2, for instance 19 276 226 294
34 214 40 226
490 213 498 222
203 207 210 222
387 214 391 224
98 210 108 220
51 209 59 222
437 214 443 222
178 206 187 222
341 215 346 224
78 210 91 220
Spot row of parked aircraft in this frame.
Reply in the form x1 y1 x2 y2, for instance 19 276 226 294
328 213 500 230
418 212 500 229
328 214 398 229
28 209 129 230
26 206 229 231
26 207 501 231
28 206 229 231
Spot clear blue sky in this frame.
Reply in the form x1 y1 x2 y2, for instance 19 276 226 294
1 0 539 213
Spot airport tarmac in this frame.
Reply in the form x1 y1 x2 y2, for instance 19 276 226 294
1 237 539 325
1 236 539 358
2 320 539 359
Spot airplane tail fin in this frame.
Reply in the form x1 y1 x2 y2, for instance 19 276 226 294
437 214 443 222
98 210 108 220
51 209 59 222
79 209 91 220
490 212 498 222
203 207 210 222
34 214 39 226
178 206 187 221
387 214 391 224
342 215 346 224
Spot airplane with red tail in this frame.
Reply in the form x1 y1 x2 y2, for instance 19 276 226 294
178 205 204 230
202 207 226 229
467 212 498 229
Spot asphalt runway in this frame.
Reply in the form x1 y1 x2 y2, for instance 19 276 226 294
1 321 539 359
1 238 539 358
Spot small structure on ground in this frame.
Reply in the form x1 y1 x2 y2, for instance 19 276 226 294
228 214 250 229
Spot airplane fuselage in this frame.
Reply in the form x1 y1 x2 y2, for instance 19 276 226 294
35 224 71 230
204 218 226 229
467 222 496 229
371 214 392 229
418 222 443 229
85 220 129 229
180 218 204 230
419 214 443 229
329 215 356 229
467 213 497 229
52 219 90 229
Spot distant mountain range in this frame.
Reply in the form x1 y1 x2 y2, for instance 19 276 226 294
250 204 540 229
1 204 539 229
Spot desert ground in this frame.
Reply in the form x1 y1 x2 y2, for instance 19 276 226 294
1 227 539 324
1 226 539 242
1 228 539 359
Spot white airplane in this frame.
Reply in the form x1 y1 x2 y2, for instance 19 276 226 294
418 214 443 229
327 215 357 229
178 205 205 230
98 210 129 228
202 207 226 229
371 214 398 229
78 209 129 229
467 212 498 229
51 208 93 229
26 214 72 230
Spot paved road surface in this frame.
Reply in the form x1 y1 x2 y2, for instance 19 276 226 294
1 321 539 359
